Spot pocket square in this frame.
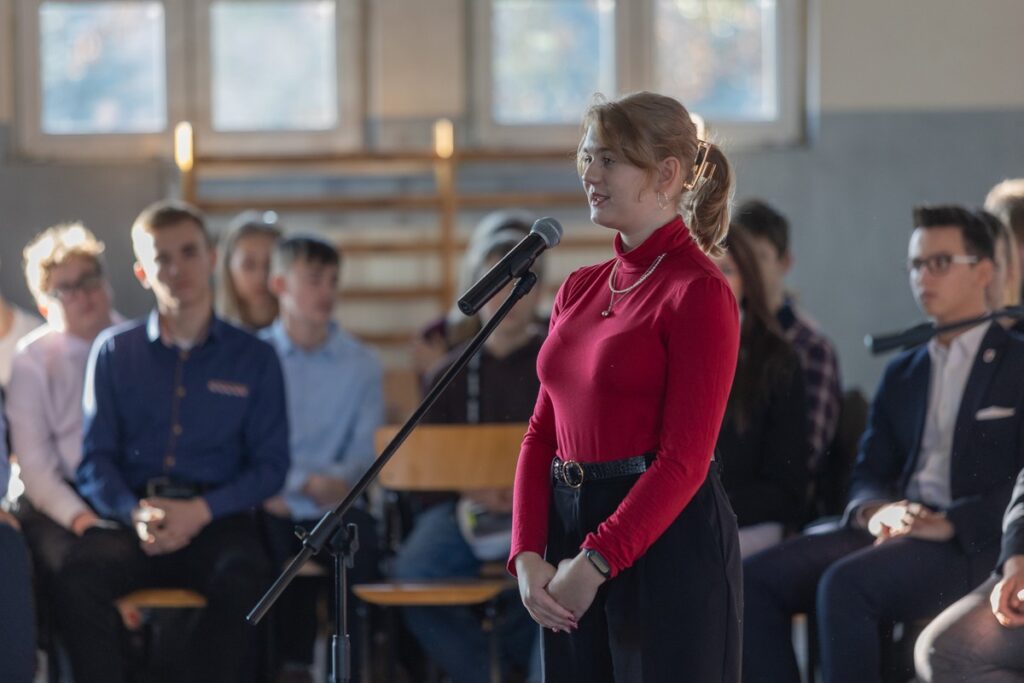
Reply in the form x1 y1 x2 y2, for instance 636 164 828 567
976 406 1016 421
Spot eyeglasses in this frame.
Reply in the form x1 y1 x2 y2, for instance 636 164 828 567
47 270 104 301
906 253 979 276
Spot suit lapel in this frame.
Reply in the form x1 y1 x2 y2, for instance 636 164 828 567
904 345 932 483
953 323 1008 454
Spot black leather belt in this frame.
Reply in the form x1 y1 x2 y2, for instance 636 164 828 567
138 477 215 500
551 453 655 489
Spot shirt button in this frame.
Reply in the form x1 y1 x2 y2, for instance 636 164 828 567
172 424 183 436
179 350 189 361
177 386 187 398
165 456 175 468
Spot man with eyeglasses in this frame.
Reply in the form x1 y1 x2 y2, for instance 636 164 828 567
6 223 120 633
742 205 1024 683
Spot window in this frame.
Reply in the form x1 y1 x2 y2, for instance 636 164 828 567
39 2 167 135
16 0 362 159
490 0 615 126
474 0 804 147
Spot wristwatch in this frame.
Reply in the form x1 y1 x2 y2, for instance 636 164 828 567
584 548 611 579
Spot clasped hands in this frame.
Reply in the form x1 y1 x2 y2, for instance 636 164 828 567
991 555 1024 629
515 551 607 634
131 497 212 555
864 499 954 544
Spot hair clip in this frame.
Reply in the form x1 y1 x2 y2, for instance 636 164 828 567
683 140 716 191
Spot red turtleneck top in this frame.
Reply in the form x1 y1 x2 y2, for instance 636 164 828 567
509 217 740 577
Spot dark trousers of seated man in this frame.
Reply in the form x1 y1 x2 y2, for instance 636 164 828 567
57 512 271 683
0 522 36 683
262 507 380 680
17 501 79 660
742 526 997 683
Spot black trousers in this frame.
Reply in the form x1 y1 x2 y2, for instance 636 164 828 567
544 461 742 683
0 522 35 683
56 513 271 683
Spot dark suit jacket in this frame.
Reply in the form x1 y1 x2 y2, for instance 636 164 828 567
845 322 1024 566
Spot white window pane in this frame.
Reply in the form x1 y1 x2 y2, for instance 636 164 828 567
491 0 615 126
39 2 167 135
655 0 777 121
211 1 337 132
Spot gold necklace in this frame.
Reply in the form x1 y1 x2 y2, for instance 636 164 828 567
601 253 667 318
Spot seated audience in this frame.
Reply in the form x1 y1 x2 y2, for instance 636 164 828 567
985 178 1024 300
0 257 42 386
392 226 544 683
260 234 384 683
7 223 119 645
0 398 36 683
915 467 1024 681
215 209 282 330
742 205 1024 683
712 224 808 557
733 199 842 473
60 200 289 683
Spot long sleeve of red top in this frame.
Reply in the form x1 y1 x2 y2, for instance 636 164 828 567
509 217 740 577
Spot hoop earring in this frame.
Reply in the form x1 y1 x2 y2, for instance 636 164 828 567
656 191 669 210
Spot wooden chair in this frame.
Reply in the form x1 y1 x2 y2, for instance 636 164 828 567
115 588 208 680
352 422 526 683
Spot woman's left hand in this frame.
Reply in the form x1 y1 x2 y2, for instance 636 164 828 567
547 551 607 620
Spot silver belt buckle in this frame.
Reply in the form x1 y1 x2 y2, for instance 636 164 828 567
562 460 584 489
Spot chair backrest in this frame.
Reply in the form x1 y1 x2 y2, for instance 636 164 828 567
373 423 526 491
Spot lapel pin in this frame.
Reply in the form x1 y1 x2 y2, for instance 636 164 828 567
983 348 996 363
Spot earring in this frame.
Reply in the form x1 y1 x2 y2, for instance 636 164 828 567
656 191 669 210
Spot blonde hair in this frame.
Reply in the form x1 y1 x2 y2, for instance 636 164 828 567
23 222 105 302
986 179 1024 246
214 210 282 328
991 212 1022 308
578 92 734 257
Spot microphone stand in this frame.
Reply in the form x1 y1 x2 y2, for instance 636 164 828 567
865 305 1024 354
247 272 539 683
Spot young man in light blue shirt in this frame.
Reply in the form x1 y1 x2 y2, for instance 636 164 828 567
261 234 384 681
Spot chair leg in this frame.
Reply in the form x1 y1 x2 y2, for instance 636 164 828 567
484 599 500 683
358 602 372 683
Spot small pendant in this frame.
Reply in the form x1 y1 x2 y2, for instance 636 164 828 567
601 308 612 318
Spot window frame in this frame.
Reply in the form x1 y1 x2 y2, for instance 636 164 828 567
15 0 189 160
14 0 363 161
189 0 364 155
471 0 806 149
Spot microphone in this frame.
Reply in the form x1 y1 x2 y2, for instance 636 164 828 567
864 322 935 355
457 217 563 316
865 306 1024 355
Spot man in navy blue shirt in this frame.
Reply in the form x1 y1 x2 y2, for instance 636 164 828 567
58 200 289 683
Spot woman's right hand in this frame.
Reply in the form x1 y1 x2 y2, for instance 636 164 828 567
514 551 578 633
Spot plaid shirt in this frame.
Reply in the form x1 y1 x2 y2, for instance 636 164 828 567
778 300 842 471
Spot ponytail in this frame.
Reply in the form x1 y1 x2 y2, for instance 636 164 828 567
685 142 733 258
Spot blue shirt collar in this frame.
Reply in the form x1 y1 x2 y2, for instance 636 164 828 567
269 319 343 358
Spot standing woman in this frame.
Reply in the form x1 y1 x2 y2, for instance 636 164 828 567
214 210 282 330
510 91 742 682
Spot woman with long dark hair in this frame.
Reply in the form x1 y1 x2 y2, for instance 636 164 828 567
713 224 808 557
